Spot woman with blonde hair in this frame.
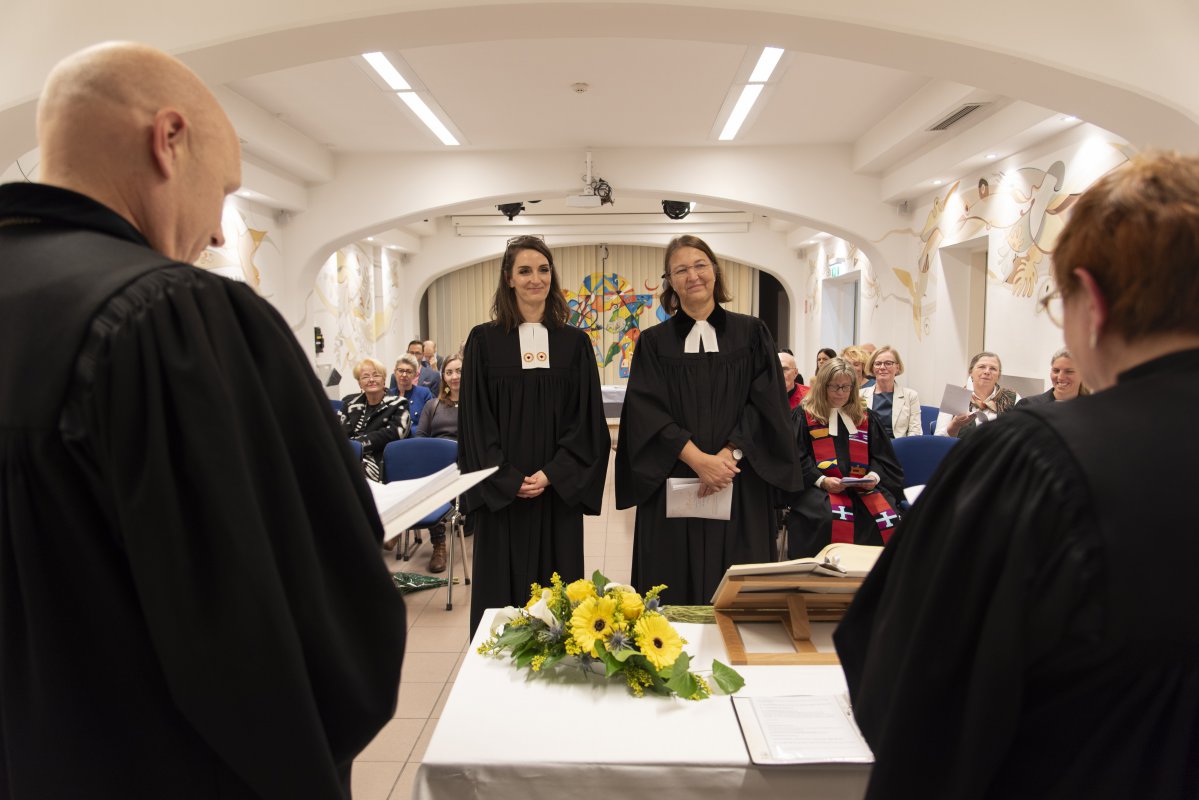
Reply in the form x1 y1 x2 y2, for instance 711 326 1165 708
784 357 903 558
338 356 411 481
861 345 923 438
841 345 872 388
1017 348 1089 405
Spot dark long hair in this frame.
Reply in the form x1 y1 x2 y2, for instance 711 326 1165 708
490 235 568 331
659 234 732 316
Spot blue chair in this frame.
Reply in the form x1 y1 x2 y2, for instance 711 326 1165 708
891 435 958 493
382 438 470 610
330 398 344 413
919 404 940 436
348 439 363 460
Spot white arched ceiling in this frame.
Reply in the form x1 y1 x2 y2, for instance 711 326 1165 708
2 0 1197 164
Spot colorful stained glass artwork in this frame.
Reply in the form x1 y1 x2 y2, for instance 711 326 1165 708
565 272 654 378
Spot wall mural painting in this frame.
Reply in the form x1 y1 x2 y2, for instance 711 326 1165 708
196 209 271 294
874 143 1132 338
565 272 656 378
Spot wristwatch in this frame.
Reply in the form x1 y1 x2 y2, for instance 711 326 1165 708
727 444 743 461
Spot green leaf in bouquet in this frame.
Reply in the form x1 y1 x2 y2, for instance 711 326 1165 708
591 569 609 595
711 659 745 694
611 647 637 663
665 650 691 679
540 652 564 671
594 641 624 678
495 624 533 650
514 648 538 669
665 669 698 698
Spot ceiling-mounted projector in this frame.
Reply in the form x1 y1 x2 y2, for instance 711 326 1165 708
566 194 602 208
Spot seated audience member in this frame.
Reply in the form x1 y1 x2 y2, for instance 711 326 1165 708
408 339 441 394
860 342 877 356
834 150 1199 800
423 339 439 371
416 355 462 440
390 354 434 426
841 345 873 389
815 347 837 376
339 357 411 481
785 358 903 558
415 355 464 572
1017 347 1090 405
934 351 1020 438
861 346 923 438
779 351 810 409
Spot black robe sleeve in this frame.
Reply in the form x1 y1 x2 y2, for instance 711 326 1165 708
614 326 693 509
833 413 1098 799
71 269 406 798
790 408 826 494
539 329 611 513
727 321 803 492
458 324 526 511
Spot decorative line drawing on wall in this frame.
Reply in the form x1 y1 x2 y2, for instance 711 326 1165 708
565 272 655 378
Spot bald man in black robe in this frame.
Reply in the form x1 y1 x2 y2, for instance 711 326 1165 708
0 43 405 799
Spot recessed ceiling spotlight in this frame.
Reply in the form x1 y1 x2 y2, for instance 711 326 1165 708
986 153 999 160
932 179 944 186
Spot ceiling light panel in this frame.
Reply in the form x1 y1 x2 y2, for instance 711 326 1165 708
719 84 764 141
748 47 784 83
398 92 460 146
362 52 411 91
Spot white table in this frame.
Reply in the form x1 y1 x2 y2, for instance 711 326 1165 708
414 614 870 800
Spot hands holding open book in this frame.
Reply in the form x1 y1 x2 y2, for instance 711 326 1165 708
679 441 740 497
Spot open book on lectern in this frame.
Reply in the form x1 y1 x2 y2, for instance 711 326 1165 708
709 543 883 603
365 465 497 544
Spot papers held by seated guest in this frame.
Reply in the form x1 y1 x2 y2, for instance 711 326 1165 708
458 236 610 638
934 351 1021 438
785 359 904 559
859 345 923 438
834 151 1199 800
339 357 412 481
1016 347 1090 406
615 235 801 606
390 353 434 426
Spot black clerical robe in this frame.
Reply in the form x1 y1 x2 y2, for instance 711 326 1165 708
0 183 406 799
834 348 1199 799
614 304 801 605
458 321 609 637
785 409 904 558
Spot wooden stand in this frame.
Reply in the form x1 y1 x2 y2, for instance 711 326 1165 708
711 574 862 665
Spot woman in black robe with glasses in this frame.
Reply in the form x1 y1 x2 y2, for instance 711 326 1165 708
459 235 610 638
615 235 801 605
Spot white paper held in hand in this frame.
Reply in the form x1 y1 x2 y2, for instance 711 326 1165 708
664 477 733 520
939 383 973 416
366 465 497 542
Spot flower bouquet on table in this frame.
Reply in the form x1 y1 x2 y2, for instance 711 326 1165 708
478 571 744 700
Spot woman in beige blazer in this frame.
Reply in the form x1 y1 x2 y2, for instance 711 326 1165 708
860 345 923 438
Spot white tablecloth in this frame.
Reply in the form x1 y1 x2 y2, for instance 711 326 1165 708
414 614 870 800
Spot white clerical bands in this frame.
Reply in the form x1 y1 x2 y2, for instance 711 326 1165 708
519 322 550 369
684 319 719 353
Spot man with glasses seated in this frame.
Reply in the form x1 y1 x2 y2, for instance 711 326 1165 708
389 354 435 428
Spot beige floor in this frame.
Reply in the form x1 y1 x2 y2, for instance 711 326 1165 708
351 452 634 800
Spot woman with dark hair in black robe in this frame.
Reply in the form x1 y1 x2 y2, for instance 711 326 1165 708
615 235 801 605
459 235 610 637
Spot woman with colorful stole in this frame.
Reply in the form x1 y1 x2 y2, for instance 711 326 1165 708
784 357 904 559
459 235 610 638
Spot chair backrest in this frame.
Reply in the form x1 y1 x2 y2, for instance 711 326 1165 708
891 435 958 488
919 404 939 435
330 398 344 413
383 437 457 483
348 439 363 460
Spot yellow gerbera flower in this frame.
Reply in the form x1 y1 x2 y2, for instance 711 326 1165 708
634 613 683 671
565 578 597 604
570 596 617 655
618 591 643 621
